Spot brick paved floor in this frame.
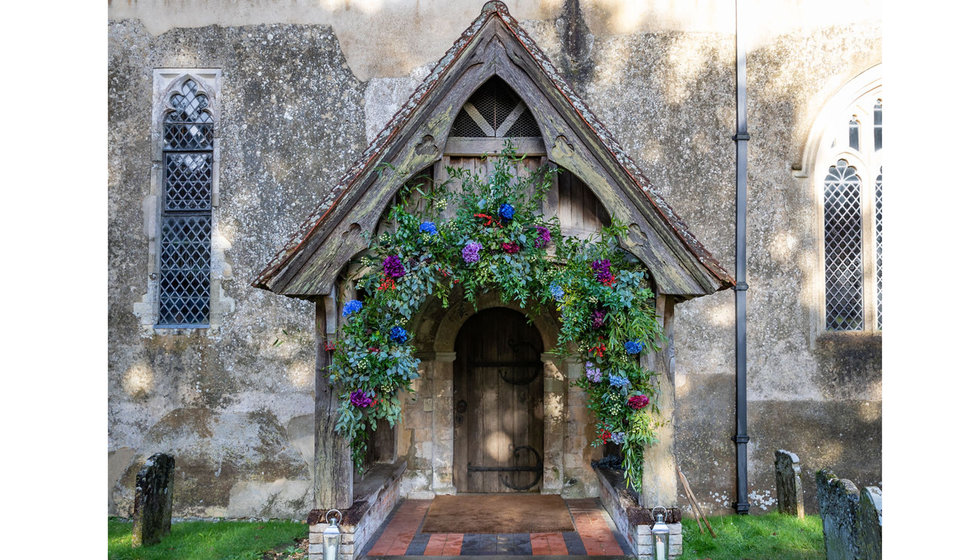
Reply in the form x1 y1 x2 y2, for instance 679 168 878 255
364 497 631 558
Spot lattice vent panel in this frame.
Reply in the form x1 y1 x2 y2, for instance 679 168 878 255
449 76 541 138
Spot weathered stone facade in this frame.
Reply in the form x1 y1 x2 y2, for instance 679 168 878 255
108 0 882 520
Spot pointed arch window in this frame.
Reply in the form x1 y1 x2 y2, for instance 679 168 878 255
810 74 882 332
157 78 214 327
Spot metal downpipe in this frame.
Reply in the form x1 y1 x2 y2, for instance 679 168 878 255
733 0 751 515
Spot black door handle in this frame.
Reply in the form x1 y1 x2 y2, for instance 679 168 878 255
456 399 468 413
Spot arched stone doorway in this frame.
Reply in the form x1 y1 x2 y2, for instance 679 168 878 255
452 307 544 493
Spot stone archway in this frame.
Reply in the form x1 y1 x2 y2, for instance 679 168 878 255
407 291 573 497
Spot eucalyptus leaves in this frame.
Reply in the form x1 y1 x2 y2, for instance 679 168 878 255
329 150 665 490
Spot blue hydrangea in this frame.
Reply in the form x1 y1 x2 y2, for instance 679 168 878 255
342 300 363 317
419 221 437 235
625 340 644 355
610 432 626 444
549 283 565 300
390 326 409 344
609 374 631 388
499 203 515 221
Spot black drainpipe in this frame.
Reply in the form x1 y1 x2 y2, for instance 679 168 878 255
732 0 751 515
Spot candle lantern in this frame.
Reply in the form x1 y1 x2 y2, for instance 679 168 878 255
651 506 670 560
324 508 342 560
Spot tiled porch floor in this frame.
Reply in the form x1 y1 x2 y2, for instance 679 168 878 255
364 497 632 558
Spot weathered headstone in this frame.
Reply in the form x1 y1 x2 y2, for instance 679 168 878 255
132 453 175 547
816 469 861 560
855 486 882 560
774 450 805 518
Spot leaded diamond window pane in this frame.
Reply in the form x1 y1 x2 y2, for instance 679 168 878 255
165 122 213 150
158 215 211 326
158 77 213 327
848 118 860 150
875 168 882 330
166 80 213 124
165 153 213 211
874 100 882 151
824 159 864 331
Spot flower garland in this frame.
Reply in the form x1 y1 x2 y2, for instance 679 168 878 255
329 151 665 490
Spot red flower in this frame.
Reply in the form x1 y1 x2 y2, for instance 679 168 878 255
501 242 520 254
474 213 498 227
378 276 397 291
599 429 612 443
601 274 617 287
368 347 380 353
590 340 607 358
323 341 335 352
627 394 649 410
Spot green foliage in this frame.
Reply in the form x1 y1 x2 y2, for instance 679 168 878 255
108 518 307 560
330 148 665 490
678 513 826 560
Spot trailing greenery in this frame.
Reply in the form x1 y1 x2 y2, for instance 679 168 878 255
677 513 826 560
108 517 307 560
330 149 665 490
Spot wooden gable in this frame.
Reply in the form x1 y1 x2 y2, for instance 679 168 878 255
253 1 733 298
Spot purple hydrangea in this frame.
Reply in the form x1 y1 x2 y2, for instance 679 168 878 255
419 221 438 235
462 242 483 264
499 203 515 221
591 309 606 329
349 389 372 408
382 255 406 278
342 300 363 317
610 431 626 445
591 259 613 284
585 362 602 382
625 340 644 355
534 226 551 249
609 374 631 389
390 326 408 344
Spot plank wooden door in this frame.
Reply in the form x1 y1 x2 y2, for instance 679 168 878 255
453 307 544 493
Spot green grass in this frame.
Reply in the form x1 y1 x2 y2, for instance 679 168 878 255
676 513 825 560
108 518 307 560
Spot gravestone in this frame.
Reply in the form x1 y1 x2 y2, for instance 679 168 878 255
774 449 805 518
816 469 861 560
855 486 882 560
132 453 175 547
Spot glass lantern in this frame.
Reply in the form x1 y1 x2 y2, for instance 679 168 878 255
324 508 342 560
652 507 670 560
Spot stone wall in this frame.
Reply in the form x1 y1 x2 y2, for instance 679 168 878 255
108 0 882 519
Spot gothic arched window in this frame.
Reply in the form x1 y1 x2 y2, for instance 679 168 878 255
157 78 214 327
804 68 882 332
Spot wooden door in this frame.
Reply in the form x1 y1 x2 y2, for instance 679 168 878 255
453 307 544 493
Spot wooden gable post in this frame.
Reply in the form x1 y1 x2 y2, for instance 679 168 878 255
641 293 678 509
313 289 353 509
